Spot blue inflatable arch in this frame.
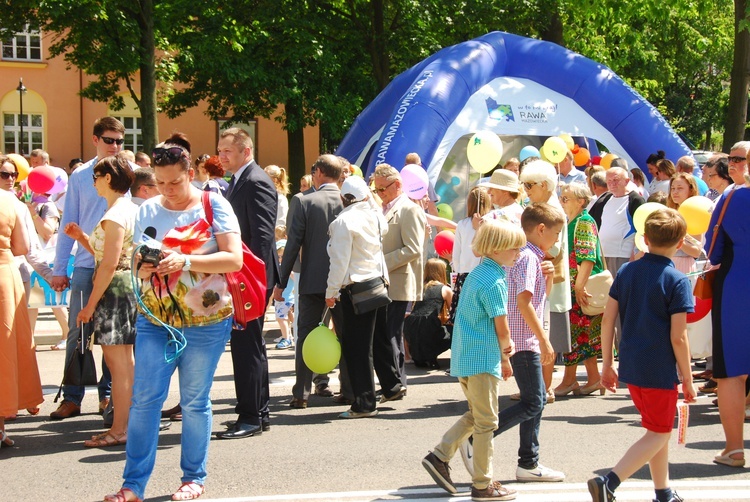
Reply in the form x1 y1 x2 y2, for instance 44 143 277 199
336 31 690 212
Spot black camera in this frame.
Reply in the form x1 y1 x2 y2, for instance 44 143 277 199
140 246 163 266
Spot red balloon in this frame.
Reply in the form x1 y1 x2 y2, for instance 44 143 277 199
687 297 712 324
27 165 56 194
434 230 455 256
591 155 602 166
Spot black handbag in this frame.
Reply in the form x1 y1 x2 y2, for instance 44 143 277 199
346 276 391 315
64 337 98 387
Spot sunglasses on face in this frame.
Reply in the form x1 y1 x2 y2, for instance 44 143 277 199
522 182 537 190
372 181 395 193
98 135 125 145
152 146 187 166
0 171 19 180
727 156 746 163
559 196 572 203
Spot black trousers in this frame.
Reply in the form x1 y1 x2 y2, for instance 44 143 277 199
373 300 407 396
230 288 272 426
339 291 379 412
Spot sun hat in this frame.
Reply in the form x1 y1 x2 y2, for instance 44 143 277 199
478 169 520 192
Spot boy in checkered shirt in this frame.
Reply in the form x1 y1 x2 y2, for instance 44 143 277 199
422 219 525 501
459 203 567 485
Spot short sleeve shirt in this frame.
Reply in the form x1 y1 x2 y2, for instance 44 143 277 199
134 193 241 328
506 243 546 352
450 258 508 378
89 198 138 270
609 253 694 389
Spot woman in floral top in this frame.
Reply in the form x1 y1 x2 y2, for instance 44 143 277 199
556 182 605 397
104 133 242 502
65 153 138 448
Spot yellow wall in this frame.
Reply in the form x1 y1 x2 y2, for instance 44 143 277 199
0 32 319 169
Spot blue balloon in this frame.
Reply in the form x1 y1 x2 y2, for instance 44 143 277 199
519 145 541 162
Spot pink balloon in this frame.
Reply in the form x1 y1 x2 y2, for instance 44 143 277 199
434 230 455 256
27 165 56 194
48 167 68 195
400 163 429 200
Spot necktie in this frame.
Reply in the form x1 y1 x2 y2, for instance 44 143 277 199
226 174 236 197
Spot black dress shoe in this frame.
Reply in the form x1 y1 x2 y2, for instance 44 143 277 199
215 422 262 439
223 420 270 432
262 420 271 432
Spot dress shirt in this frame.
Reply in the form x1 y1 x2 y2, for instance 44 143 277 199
506 242 547 353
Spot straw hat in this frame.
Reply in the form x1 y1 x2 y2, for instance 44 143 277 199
478 169 519 192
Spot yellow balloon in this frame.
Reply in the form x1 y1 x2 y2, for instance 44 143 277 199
302 324 341 374
351 164 363 177
467 131 504 174
633 202 664 234
678 196 714 235
559 133 575 150
635 233 649 253
601 153 619 169
7 153 30 182
542 137 567 163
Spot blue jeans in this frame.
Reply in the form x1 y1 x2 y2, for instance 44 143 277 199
122 316 231 499
493 351 546 469
62 267 111 405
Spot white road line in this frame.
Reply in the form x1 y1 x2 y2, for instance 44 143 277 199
200 480 750 501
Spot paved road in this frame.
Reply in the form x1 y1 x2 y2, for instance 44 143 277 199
3 311 748 501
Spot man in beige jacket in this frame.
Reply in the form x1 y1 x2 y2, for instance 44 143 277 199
371 164 426 401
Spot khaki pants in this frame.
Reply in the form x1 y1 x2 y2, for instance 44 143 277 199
434 373 500 489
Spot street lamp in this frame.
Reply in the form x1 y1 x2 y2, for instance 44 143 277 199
16 78 26 155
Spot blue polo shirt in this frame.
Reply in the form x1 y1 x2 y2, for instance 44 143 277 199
609 253 694 389
451 257 508 378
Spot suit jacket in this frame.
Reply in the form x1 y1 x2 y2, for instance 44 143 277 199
279 184 343 295
382 195 426 302
226 160 279 290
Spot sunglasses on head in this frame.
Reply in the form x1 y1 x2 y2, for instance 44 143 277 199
0 171 18 180
97 135 125 145
152 146 187 166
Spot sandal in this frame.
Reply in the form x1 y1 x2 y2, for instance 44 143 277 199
1 429 14 447
103 488 142 502
714 449 745 467
172 481 205 501
84 432 127 448
26 407 40 416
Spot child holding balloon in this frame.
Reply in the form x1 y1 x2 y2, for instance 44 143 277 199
422 219 524 500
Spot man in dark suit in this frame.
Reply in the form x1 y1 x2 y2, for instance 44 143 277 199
274 154 347 408
215 127 278 439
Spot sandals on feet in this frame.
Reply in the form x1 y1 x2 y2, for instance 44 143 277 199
0 429 14 447
103 488 142 502
172 482 205 501
714 449 745 467
84 432 127 448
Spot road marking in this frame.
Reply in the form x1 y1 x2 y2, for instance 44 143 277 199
200 480 750 501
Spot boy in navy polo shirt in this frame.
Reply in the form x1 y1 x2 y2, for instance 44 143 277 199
588 208 696 502
422 220 525 501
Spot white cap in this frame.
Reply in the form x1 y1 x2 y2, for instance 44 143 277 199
341 175 370 202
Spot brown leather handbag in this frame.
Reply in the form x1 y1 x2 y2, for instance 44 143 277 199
694 189 735 300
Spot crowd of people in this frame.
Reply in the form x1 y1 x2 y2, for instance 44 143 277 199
0 118 748 502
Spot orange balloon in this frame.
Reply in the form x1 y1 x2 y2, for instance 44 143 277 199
601 153 619 169
574 147 590 167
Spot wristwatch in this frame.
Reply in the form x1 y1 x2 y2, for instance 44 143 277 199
182 254 191 271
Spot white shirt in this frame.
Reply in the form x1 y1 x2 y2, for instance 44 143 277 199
483 202 524 228
276 192 289 228
649 179 670 195
452 217 480 274
599 195 635 258
326 200 389 299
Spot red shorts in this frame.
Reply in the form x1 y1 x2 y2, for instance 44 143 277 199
627 384 678 433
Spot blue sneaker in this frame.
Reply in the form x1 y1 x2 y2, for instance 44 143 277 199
276 339 292 349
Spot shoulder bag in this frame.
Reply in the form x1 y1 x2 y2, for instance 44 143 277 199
202 191 267 329
576 219 613 316
694 189 735 300
345 211 391 315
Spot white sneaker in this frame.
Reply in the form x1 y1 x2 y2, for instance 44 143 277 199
458 438 474 476
516 464 565 482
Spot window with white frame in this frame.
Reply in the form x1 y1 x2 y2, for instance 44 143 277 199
115 116 143 153
3 113 43 155
2 26 42 61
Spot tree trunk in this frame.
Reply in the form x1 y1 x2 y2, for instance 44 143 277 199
138 0 158 153
539 1 564 46
723 0 750 151
285 100 306 194
370 0 389 90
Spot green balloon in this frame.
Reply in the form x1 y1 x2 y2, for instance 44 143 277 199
302 324 341 374
436 203 453 221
